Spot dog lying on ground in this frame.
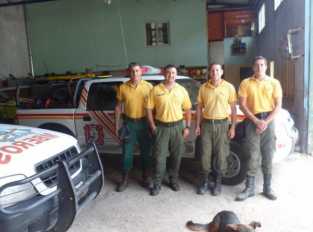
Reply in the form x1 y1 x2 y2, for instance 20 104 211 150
186 210 261 232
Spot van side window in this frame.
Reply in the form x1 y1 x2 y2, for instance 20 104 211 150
87 82 122 111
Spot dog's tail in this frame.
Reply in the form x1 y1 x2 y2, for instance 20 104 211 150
186 221 209 231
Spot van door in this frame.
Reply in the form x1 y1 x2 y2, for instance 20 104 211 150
74 81 123 154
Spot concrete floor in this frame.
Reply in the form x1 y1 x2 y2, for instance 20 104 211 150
68 153 313 232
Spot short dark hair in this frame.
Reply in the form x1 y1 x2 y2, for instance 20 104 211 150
164 64 177 71
208 63 223 71
253 56 268 65
128 62 141 69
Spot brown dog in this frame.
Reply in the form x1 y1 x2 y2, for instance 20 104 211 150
186 210 261 232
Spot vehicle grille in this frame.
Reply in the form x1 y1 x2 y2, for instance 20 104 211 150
35 146 80 187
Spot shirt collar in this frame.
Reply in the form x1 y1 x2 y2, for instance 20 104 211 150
126 79 142 88
251 74 271 81
159 82 177 92
205 79 224 88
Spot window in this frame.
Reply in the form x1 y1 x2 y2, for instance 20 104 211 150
145 22 170 46
274 0 284 11
87 82 122 111
258 3 266 33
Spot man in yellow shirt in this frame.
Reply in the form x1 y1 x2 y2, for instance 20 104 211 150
115 62 153 192
236 56 282 201
146 65 192 196
195 64 237 196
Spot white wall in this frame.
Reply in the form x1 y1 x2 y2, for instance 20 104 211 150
0 6 29 79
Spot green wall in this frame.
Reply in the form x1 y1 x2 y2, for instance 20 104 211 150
26 0 207 75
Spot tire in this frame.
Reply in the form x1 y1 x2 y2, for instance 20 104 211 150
39 123 74 136
213 141 248 186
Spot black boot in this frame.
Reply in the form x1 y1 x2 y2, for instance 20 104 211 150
197 178 209 195
150 182 161 196
116 171 129 192
141 169 151 188
262 174 277 200
169 177 180 191
235 176 255 201
212 175 222 196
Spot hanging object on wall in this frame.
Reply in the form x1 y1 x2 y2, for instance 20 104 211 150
287 27 304 60
104 0 112 5
231 37 247 55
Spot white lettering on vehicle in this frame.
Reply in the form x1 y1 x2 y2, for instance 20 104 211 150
0 133 58 165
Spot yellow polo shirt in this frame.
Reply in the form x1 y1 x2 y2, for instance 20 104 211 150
238 75 282 114
117 79 153 118
197 80 237 120
146 83 192 123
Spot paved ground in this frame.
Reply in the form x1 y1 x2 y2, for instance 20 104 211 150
68 153 313 232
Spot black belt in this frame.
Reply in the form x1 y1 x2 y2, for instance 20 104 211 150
124 115 146 122
255 112 271 120
156 120 183 127
203 118 228 124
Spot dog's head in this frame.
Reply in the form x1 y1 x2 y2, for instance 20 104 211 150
226 221 261 232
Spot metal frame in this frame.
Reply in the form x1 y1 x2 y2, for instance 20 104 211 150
305 0 312 154
207 0 261 11
0 0 57 8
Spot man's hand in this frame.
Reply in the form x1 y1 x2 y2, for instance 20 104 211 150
115 124 123 145
150 125 157 135
183 128 190 139
255 119 267 134
228 125 236 139
195 126 201 136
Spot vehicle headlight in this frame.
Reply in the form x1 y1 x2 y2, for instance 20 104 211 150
0 175 37 209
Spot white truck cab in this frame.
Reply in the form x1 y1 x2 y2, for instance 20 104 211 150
0 124 104 232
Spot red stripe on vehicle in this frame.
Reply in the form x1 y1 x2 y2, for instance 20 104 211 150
89 111 120 143
80 88 88 107
16 113 88 120
99 111 115 124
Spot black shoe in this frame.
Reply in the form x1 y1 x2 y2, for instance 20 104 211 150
235 176 255 201
263 174 277 200
211 175 222 196
169 181 180 191
116 171 129 192
141 169 150 187
262 188 277 200
211 185 221 196
116 180 128 192
197 181 208 195
150 184 161 196
141 176 151 188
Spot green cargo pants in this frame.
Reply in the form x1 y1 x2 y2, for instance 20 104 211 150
200 120 229 179
122 119 152 171
152 121 184 185
244 120 275 176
